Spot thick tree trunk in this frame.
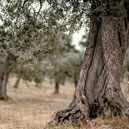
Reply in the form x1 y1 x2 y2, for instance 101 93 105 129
53 81 59 94
0 54 11 100
14 76 21 88
46 1 129 128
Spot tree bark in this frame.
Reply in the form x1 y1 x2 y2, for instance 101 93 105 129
46 1 129 128
0 54 11 100
14 76 21 88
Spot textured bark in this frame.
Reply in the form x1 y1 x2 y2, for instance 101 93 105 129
46 1 129 128
102 16 129 117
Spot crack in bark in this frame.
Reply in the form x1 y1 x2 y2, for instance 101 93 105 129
124 18 127 29
75 18 102 118
84 20 101 87
118 32 122 47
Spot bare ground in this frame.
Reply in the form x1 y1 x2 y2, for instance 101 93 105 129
0 78 74 129
0 77 129 129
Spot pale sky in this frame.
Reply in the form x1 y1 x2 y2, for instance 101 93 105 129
72 28 86 49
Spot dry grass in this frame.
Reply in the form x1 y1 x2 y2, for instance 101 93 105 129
52 117 129 129
0 77 129 129
0 77 74 129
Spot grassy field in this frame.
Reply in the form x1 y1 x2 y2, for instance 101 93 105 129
0 77 129 129
0 78 74 129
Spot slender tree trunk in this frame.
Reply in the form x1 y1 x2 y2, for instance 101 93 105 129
54 81 59 94
0 73 9 100
46 1 129 128
25 81 29 87
14 76 21 88
0 54 11 100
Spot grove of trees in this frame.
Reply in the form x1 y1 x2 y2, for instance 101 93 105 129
0 0 85 99
0 0 129 129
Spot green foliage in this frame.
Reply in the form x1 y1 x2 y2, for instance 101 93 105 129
46 42 84 86
0 0 89 56
0 0 88 86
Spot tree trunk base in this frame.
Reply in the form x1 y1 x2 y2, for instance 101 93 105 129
14 85 18 89
0 95 9 100
53 91 59 94
45 105 85 129
45 98 129 129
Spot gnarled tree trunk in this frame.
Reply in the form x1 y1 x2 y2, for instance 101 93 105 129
46 1 129 128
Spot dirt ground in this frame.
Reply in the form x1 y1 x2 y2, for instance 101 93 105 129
0 78 74 129
0 77 129 129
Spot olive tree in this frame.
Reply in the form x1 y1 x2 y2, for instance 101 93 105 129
0 0 69 99
0 0 129 126
44 0 129 127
